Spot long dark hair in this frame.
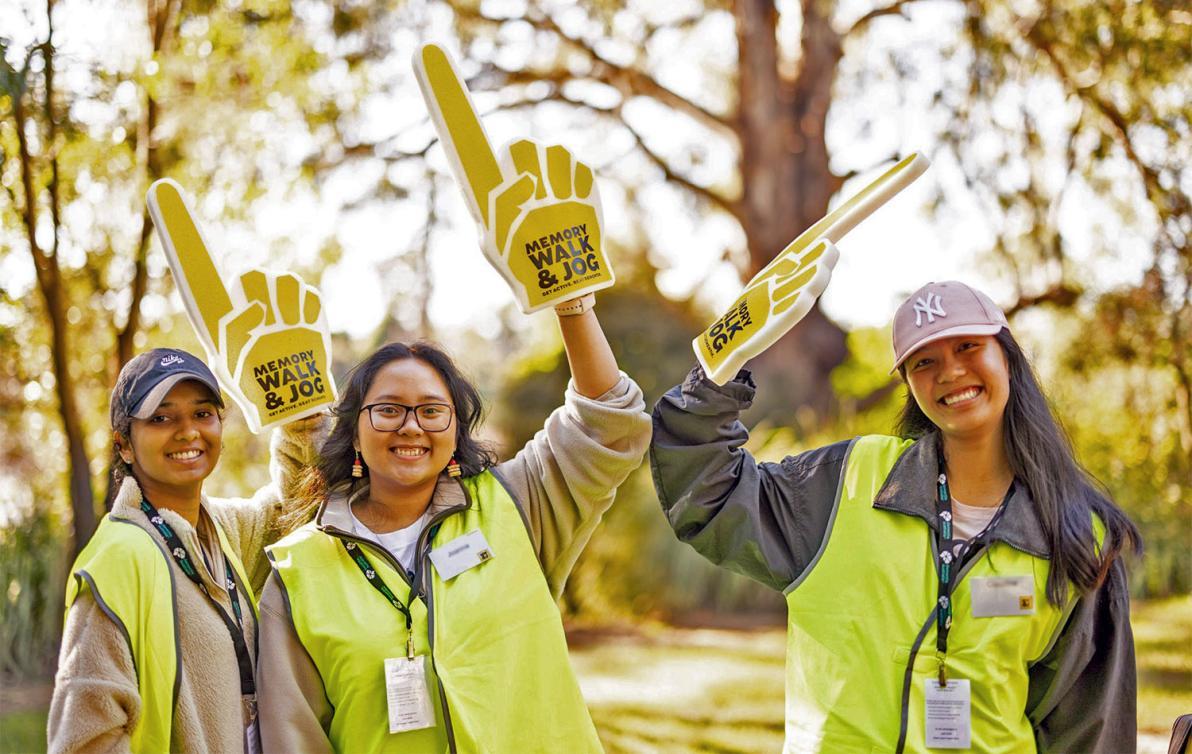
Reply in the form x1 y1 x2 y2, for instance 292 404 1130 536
896 329 1141 605
282 341 497 532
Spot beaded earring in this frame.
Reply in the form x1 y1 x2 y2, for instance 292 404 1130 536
351 450 365 478
446 457 462 478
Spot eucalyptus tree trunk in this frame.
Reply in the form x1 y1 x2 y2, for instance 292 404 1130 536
733 0 849 425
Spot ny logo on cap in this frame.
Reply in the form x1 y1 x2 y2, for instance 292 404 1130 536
912 292 946 327
160 354 185 367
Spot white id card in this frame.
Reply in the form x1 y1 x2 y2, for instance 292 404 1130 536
925 679 971 749
428 529 494 581
970 575 1035 617
384 656 435 733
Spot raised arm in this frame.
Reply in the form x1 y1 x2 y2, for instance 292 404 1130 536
494 322 650 596
650 365 848 592
556 305 619 398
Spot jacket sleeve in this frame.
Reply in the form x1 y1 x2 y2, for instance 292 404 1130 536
649 365 849 592
1027 557 1137 754
255 571 335 754
207 413 329 593
494 372 651 599
47 590 138 754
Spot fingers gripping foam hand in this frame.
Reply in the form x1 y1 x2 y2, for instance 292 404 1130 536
146 179 337 433
694 153 931 385
413 43 614 314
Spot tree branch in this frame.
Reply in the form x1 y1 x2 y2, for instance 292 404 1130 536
451 2 735 137
1019 12 1188 255
846 0 927 37
491 86 744 222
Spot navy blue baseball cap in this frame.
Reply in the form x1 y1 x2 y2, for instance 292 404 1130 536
110 348 224 424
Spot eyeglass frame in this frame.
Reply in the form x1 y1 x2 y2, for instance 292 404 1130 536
359 402 455 433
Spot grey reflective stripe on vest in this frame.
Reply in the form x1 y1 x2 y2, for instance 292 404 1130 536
488 466 534 543
783 437 859 596
265 550 336 717
78 516 184 727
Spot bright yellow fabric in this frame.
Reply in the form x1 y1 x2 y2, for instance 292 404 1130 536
66 517 178 754
783 435 1080 754
270 470 602 753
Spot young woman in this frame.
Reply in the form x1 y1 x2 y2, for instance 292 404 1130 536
48 348 324 754
651 281 1141 754
256 298 651 753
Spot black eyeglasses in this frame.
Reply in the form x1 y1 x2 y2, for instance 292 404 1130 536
360 402 454 432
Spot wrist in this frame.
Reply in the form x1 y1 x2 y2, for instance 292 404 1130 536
554 292 596 317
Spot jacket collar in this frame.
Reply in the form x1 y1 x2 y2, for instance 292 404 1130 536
109 476 226 586
315 473 469 535
872 433 1051 559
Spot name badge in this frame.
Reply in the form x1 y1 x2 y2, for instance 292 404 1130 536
384 656 435 733
970 575 1035 617
925 678 971 749
428 529 494 581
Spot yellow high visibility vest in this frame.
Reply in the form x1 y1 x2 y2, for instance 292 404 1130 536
783 435 1100 753
268 470 602 753
65 511 255 753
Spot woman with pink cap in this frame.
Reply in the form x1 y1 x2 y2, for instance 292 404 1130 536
650 280 1140 753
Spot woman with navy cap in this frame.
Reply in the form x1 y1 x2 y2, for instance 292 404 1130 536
651 281 1141 753
48 348 323 754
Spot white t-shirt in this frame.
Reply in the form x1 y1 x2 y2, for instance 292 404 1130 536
951 498 1000 541
350 508 432 575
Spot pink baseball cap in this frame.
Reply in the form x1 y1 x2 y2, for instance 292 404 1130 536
890 281 1009 373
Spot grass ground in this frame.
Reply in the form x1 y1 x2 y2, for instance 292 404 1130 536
2 597 1188 753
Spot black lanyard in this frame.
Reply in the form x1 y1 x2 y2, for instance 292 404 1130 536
933 449 1014 685
140 498 255 697
341 540 419 659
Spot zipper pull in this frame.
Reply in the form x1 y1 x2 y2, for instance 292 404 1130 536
937 657 948 688
406 631 416 661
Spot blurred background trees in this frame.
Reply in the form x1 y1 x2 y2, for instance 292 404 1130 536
2 0 1188 681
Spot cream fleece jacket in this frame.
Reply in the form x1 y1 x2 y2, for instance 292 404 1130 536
47 415 325 754
256 374 651 754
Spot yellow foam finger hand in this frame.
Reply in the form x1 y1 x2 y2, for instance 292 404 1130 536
222 267 337 432
691 153 931 385
413 43 502 229
694 239 840 385
148 179 337 433
413 43 616 314
146 179 234 350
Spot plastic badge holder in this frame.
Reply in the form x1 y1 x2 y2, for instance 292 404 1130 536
694 153 931 385
414 43 615 314
146 179 337 433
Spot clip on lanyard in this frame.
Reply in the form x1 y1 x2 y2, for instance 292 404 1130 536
140 498 256 698
342 540 418 659
933 447 1014 686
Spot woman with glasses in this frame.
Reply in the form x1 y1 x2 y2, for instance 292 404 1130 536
255 299 650 753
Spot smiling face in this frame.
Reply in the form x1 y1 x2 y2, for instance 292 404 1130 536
120 380 223 498
904 334 1011 442
356 358 457 500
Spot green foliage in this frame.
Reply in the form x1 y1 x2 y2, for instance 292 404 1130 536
0 511 67 680
0 710 47 754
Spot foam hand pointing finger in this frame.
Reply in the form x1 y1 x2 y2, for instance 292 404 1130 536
146 179 337 432
695 153 931 384
413 43 614 313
